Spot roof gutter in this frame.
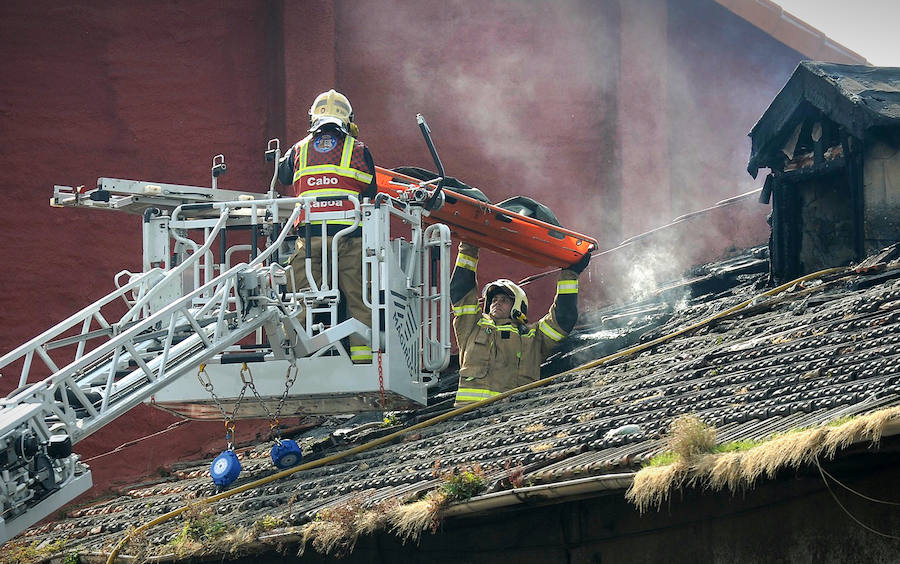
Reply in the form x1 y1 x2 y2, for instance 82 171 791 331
441 472 635 518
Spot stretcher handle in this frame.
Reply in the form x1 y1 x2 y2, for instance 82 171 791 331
416 113 444 210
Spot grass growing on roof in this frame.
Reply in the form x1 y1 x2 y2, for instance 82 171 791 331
388 490 447 544
439 464 486 502
300 463 490 556
529 442 553 453
170 506 226 552
648 451 678 467
0 536 70 564
627 407 900 513
252 514 285 534
668 415 717 461
300 494 377 557
297 492 442 557
714 438 766 453
826 414 857 427
649 437 769 467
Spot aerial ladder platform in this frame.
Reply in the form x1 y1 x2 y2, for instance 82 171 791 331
0 127 597 542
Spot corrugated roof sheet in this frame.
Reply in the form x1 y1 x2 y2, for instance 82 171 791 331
8 245 900 562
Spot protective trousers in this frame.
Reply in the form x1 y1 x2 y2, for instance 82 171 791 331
288 235 372 363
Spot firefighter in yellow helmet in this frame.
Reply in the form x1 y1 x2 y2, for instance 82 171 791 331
278 90 377 363
450 243 590 404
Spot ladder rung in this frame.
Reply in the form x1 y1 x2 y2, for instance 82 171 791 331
220 352 268 364
45 328 113 351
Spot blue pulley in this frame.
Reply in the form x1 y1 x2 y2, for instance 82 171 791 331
270 439 303 469
210 450 241 488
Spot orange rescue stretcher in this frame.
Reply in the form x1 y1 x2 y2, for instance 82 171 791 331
375 166 597 268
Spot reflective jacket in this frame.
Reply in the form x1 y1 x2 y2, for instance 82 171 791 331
278 126 376 233
451 243 579 404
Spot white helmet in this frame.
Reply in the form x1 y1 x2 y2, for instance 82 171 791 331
308 89 354 134
482 279 529 323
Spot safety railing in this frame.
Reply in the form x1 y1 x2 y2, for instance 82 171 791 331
422 223 452 371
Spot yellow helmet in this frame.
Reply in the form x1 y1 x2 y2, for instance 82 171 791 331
308 89 354 134
482 279 529 324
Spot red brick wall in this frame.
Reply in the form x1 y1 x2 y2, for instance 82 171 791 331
0 0 285 495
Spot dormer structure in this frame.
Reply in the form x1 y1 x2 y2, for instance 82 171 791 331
749 62 900 281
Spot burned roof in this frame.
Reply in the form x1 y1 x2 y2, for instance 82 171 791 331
8 245 900 562
748 61 900 177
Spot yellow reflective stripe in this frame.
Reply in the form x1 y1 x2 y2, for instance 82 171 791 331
301 164 352 174
474 316 537 337
557 280 578 294
299 187 358 197
294 187 360 226
350 345 372 360
351 169 374 183
476 318 517 332
452 304 481 316
455 387 502 402
455 253 477 271
299 136 308 168
295 165 373 184
293 142 308 182
539 320 565 342
340 135 355 167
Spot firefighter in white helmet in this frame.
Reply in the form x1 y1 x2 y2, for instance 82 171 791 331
450 242 590 404
278 89 377 363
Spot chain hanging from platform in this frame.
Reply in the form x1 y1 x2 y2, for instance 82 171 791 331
242 361 298 444
197 363 248 451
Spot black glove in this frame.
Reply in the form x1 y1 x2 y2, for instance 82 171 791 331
459 242 479 255
568 252 591 275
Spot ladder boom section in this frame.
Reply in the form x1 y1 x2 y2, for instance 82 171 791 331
0 257 276 540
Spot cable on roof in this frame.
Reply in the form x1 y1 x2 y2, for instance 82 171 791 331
105 265 847 563
83 420 190 463
816 454 900 506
